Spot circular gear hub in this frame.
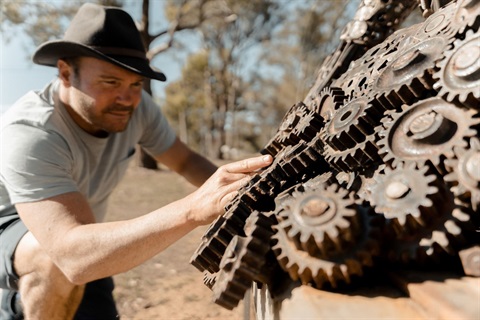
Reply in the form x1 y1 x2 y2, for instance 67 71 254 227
276 183 357 257
322 96 384 151
366 163 442 232
377 97 480 169
433 29 480 107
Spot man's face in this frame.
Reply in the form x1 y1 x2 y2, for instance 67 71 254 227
63 57 144 136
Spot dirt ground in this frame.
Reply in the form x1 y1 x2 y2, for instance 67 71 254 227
104 162 247 320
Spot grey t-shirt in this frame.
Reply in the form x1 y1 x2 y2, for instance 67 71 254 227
0 80 176 222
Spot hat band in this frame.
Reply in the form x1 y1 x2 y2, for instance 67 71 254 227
92 46 147 59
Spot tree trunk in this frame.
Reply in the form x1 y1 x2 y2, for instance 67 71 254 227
137 77 159 170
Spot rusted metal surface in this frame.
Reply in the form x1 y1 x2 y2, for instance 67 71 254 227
190 0 480 317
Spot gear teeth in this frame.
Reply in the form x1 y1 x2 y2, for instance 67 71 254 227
388 201 477 265
310 87 347 121
377 97 480 171
211 212 275 310
445 137 480 211
433 29 480 109
323 96 386 152
453 0 480 35
324 134 381 172
272 204 382 289
373 36 452 107
367 162 444 233
262 102 309 156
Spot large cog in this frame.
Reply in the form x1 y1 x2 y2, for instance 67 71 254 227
272 201 382 289
377 97 480 169
276 183 357 257
433 29 480 108
373 36 452 107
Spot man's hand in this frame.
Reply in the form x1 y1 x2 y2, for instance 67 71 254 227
186 154 273 225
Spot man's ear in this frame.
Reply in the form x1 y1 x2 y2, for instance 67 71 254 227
57 59 73 87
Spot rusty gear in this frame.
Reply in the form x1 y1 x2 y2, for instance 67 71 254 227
323 133 380 172
453 0 480 34
309 86 346 121
387 201 476 264
191 0 480 309
262 102 308 156
211 212 275 310
445 137 480 211
190 200 251 273
373 36 451 107
415 1 458 39
433 29 480 107
377 97 480 169
272 201 382 289
366 163 442 233
322 95 384 152
276 183 357 257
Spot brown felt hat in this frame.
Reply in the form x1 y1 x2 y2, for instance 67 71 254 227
32 3 166 81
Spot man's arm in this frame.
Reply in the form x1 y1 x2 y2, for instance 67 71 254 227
154 137 217 187
15 154 273 285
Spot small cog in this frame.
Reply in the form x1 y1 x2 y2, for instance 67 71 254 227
366 163 441 232
309 86 346 121
445 137 480 211
322 95 385 151
276 183 357 257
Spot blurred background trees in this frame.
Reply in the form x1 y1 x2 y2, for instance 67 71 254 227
1 0 358 166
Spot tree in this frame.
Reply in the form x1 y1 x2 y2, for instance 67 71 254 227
162 0 285 159
1 0 236 168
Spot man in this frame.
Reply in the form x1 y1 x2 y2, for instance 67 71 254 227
0 3 272 319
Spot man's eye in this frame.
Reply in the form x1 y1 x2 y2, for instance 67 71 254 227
132 82 143 88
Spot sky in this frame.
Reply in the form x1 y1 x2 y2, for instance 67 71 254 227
0 1 197 114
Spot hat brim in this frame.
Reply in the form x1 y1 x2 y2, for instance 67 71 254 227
32 41 166 82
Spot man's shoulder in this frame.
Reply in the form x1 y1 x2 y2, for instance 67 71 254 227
1 83 57 130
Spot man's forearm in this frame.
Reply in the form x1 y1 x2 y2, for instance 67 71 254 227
42 195 200 285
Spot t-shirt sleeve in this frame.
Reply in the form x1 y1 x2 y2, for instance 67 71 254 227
0 124 78 204
136 91 177 156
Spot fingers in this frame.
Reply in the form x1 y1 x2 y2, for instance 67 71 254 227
223 155 273 174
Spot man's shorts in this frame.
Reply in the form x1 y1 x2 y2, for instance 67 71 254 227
0 214 119 319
